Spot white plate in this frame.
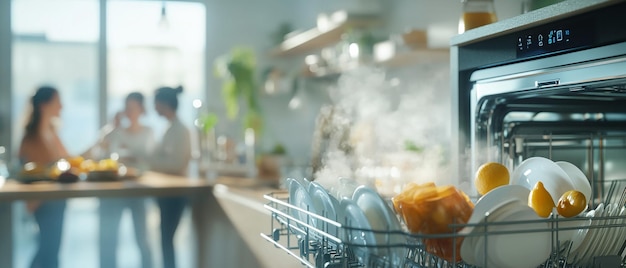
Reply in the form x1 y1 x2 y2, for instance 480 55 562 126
598 205 622 257
511 157 574 202
460 185 530 265
608 207 626 256
288 178 318 231
569 203 604 265
461 185 530 235
567 209 597 264
582 203 612 265
338 198 376 264
308 181 338 236
585 203 619 264
565 216 593 254
556 161 592 203
473 203 551 268
352 186 406 266
465 201 526 266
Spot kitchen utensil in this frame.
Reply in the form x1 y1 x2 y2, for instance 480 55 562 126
556 161 592 203
511 157 575 203
352 186 406 266
288 177 318 232
338 198 376 264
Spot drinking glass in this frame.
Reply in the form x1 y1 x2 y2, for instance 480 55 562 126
459 0 497 34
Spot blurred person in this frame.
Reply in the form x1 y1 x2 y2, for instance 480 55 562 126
149 86 191 268
97 92 154 268
18 86 67 268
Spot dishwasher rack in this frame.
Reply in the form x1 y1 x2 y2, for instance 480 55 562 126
261 190 626 268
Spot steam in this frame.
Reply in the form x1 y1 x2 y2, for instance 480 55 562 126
314 66 452 196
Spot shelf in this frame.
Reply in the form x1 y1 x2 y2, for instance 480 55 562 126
375 48 450 68
300 49 450 79
271 12 380 57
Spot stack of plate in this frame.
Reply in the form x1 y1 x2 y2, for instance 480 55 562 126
286 178 406 266
567 203 626 266
460 185 552 268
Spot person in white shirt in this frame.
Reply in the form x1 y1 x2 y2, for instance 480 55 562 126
98 92 154 268
149 86 191 268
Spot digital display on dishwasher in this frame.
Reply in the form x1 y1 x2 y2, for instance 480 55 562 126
516 21 594 59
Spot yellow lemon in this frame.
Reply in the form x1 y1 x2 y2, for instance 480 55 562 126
474 162 510 195
67 156 84 169
98 159 118 171
557 190 586 218
80 159 96 172
529 181 555 218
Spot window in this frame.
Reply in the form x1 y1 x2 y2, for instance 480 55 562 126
11 0 100 156
107 0 205 138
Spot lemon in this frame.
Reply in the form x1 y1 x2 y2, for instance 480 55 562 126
80 159 96 172
474 162 510 195
556 190 586 218
529 181 555 218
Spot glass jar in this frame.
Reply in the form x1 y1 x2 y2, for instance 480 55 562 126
458 0 498 34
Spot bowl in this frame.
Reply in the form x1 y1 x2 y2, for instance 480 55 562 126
511 157 575 203
556 161 592 203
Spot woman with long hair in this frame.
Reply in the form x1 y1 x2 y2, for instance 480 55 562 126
19 86 68 268
149 86 191 268
98 92 154 268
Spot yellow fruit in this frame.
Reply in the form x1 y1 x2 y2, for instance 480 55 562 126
67 156 84 169
557 190 586 218
529 181 555 218
80 159 96 172
474 162 510 195
22 162 45 175
98 159 118 171
47 166 62 179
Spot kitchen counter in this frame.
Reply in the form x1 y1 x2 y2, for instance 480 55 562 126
450 0 617 46
0 173 300 268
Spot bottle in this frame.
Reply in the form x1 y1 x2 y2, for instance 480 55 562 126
459 0 497 34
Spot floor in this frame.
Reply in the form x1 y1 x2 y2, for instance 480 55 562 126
13 198 193 268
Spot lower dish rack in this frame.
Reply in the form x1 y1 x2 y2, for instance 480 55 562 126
261 191 626 268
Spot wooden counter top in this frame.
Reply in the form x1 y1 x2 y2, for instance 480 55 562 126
0 172 283 268
0 172 214 201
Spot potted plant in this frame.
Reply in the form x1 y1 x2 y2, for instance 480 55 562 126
214 46 263 134
257 143 287 184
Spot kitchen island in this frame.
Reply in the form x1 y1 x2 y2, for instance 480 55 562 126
0 172 300 268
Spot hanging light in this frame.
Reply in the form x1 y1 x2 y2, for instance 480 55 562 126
158 2 169 31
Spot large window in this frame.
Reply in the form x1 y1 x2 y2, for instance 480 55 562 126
107 0 205 138
11 0 100 156
10 0 206 158
9 1 206 267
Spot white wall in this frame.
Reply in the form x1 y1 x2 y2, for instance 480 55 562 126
201 0 526 168
202 0 300 143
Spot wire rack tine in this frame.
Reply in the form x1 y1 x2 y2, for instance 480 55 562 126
619 185 626 208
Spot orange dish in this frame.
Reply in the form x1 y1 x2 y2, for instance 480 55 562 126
392 182 474 262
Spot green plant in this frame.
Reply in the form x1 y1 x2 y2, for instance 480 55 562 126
214 47 263 133
198 113 218 134
404 140 424 153
269 143 287 155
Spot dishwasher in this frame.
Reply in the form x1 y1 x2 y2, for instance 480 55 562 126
263 0 626 267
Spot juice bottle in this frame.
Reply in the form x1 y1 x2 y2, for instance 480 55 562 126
459 0 497 33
